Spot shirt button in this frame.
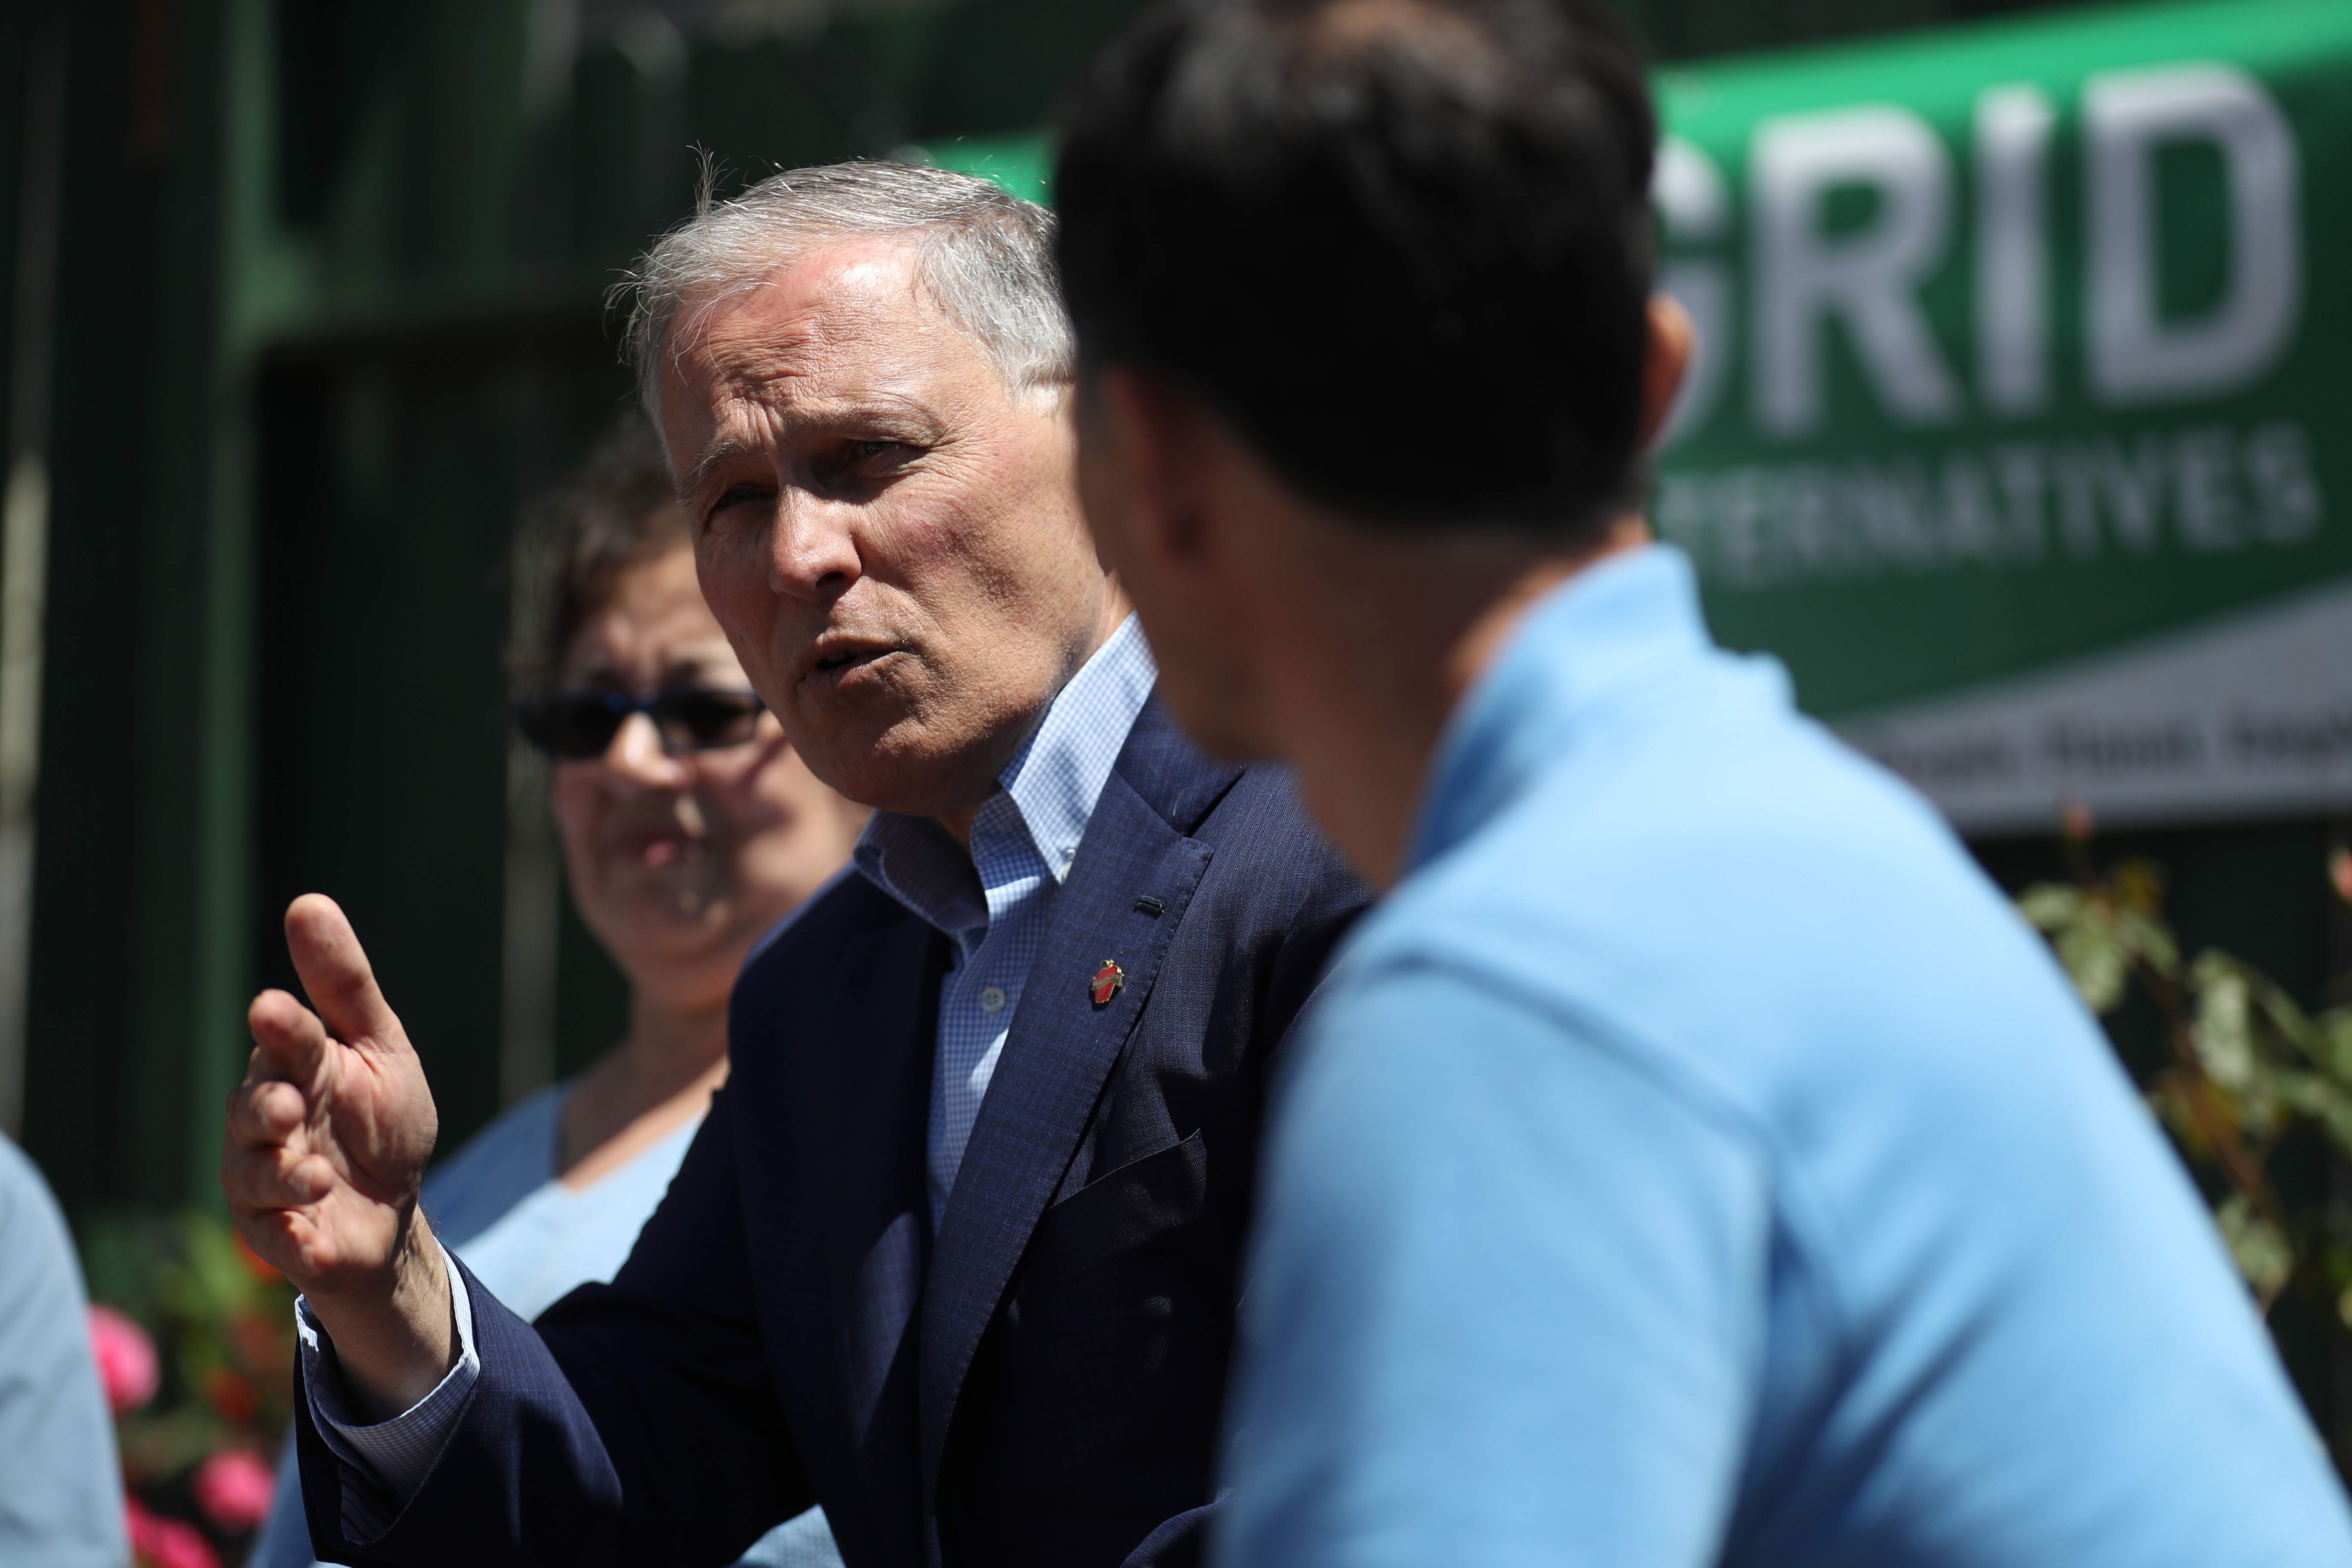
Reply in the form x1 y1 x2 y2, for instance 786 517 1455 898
979 985 1007 1014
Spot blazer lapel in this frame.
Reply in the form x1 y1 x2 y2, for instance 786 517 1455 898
914 698 1240 1505
817 910 946 1566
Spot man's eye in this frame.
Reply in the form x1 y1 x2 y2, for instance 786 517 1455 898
815 440 916 488
809 442 917 491
704 484 767 527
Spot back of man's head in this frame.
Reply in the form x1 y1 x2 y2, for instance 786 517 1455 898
1055 0 1655 543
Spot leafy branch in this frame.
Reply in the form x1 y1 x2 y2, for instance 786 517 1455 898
2018 827 2352 1325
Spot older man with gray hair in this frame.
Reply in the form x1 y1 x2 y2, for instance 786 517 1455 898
221 162 1366 1568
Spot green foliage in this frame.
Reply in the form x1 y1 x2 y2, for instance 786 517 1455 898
2018 840 2352 1339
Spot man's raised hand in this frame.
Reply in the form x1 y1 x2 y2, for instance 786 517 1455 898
223 894 455 1412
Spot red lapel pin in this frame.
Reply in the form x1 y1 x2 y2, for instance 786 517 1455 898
1090 959 1124 1008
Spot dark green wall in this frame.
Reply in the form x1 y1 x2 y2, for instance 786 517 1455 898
10 0 241 1213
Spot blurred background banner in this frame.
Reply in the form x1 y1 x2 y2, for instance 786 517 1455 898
1649 0 2352 833
908 3 2352 836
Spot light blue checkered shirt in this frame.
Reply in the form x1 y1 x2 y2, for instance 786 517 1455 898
853 613 1158 1226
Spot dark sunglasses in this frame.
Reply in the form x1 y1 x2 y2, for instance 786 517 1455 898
512 687 767 760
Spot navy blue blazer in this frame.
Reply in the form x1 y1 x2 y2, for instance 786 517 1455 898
296 695 1369 1568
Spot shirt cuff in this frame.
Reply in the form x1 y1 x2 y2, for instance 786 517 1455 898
294 1238 480 1537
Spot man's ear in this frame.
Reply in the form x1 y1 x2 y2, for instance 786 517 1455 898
1637 293 1696 452
1096 366 1213 565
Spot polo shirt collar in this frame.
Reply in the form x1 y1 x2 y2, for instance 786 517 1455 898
1407 545 1715 874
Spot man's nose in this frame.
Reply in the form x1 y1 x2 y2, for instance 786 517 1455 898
768 491 864 605
602 711 690 789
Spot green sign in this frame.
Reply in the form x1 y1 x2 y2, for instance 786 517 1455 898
932 0 2352 829
925 133 1056 205
1653 0 2352 829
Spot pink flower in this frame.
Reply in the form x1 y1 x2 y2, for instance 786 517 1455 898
87 1305 159 1414
193 1449 276 1532
126 1496 222 1568
124 1496 153 1556
145 1517 220 1568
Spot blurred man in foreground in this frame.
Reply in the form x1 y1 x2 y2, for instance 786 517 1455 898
1055 0 2352 1562
222 164 1363 1568
0 1133 126 1568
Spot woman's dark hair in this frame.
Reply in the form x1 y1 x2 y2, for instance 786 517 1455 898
1054 0 1656 539
508 411 690 697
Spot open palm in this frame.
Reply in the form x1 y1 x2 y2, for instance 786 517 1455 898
223 894 439 1300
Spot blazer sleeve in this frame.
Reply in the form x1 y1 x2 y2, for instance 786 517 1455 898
297 1086 814 1568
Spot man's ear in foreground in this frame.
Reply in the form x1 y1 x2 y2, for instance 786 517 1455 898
1639 292 1696 453
1076 368 1277 761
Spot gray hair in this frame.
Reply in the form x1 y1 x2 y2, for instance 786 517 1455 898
618 160 1074 423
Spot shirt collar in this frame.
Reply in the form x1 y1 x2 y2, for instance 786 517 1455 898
854 612 1158 937
995 612 1157 886
1406 545 1714 874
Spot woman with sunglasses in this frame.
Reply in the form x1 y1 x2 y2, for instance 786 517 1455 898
250 415 865 1568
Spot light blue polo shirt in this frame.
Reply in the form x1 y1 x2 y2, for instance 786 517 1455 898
1214 545 2352 1567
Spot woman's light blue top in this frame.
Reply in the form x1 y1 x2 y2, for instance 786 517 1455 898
252 1085 843 1568
1215 545 2352 1568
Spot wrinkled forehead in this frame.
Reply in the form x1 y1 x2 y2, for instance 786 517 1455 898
663 237 976 418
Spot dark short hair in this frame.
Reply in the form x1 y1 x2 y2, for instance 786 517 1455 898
508 411 689 696
1055 0 1655 538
